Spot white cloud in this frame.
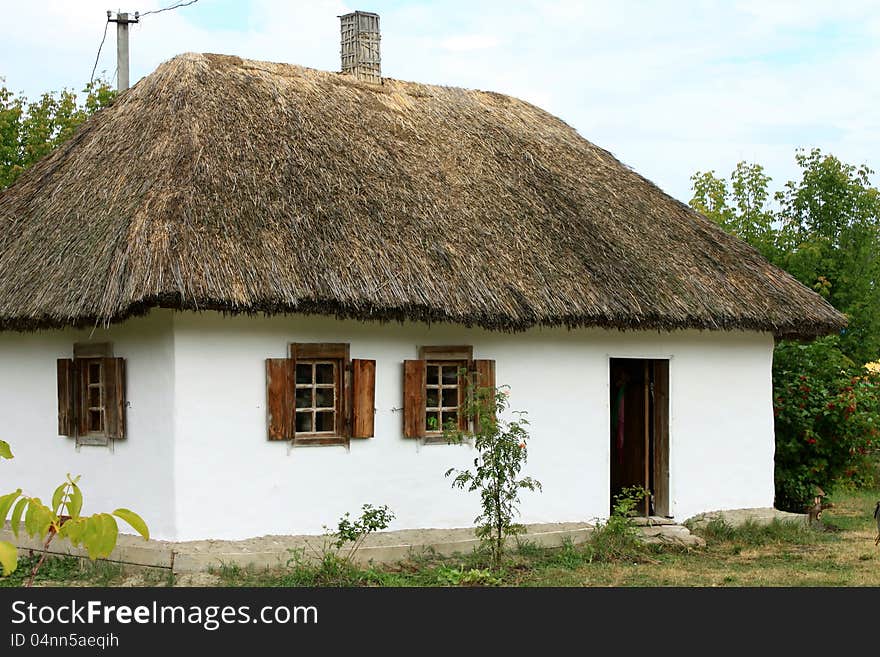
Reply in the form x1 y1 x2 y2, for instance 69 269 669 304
0 0 877 202
439 34 501 52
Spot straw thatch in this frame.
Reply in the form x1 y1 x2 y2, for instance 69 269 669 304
0 53 845 338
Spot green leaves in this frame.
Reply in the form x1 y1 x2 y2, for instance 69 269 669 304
59 513 116 560
10 497 27 538
689 163 776 261
0 460 149 578
0 440 12 460
0 79 115 190
112 508 149 541
0 489 22 527
325 504 393 560
0 540 17 576
773 337 880 511
51 476 83 518
51 483 66 515
690 149 880 365
23 497 54 540
443 381 541 569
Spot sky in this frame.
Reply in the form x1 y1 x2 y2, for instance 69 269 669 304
1 0 878 203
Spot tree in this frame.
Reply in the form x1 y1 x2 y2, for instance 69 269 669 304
690 149 880 509
690 161 777 261
444 379 541 570
0 78 115 190
775 150 880 364
691 150 880 365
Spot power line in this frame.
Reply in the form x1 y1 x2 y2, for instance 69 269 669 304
140 0 200 18
89 17 110 85
88 1 200 86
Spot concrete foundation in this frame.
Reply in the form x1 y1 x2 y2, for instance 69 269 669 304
2 517 705 576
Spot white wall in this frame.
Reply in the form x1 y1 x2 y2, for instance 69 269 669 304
0 309 775 541
170 312 776 540
0 311 177 539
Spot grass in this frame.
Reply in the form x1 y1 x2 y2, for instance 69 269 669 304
0 553 127 587
5 487 880 587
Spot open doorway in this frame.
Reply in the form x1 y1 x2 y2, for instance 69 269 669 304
609 358 670 517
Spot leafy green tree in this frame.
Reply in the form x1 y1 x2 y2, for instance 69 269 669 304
774 150 880 364
691 150 880 364
0 78 115 190
690 161 777 261
444 379 541 570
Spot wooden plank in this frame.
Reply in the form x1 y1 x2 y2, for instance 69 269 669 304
57 359 76 437
103 357 126 439
341 358 351 438
73 342 113 358
77 359 90 438
290 343 350 361
403 360 426 438
351 359 376 438
473 359 496 392
292 436 349 446
266 358 295 441
418 345 473 361
472 359 496 431
456 361 472 432
652 359 671 517
644 360 650 517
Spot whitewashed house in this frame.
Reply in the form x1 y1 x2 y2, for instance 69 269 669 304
0 15 844 542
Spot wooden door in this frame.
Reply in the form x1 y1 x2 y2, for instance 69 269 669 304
651 360 670 517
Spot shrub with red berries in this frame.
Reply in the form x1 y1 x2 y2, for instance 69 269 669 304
773 337 880 511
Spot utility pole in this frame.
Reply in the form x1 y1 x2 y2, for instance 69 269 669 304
108 11 140 91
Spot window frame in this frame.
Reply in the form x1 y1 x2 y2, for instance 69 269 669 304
289 343 350 446
424 359 467 436
82 357 107 437
293 359 342 439
68 342 122 446
418 346 473 441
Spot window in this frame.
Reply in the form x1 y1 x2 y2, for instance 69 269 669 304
83 358 106 435
402 346 496 440
265 343 376 444
295 360 340 436
425 361 465 434
57 343 126 445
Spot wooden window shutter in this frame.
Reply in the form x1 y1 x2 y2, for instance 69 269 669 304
473 359 497 428
403 359 426 438
103 357 127 439
57 359 77 437
266 358 295 441
77 361 90 438
457 362 472 431
473 359 496 391
351 359 376 438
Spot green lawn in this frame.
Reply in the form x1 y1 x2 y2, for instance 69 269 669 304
5 487 879 587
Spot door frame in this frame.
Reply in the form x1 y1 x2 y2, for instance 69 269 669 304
607 354 673 518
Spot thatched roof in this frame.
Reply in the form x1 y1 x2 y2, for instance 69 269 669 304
0 53 845 338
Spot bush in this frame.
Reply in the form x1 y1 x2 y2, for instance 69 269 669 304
281 551 365 587
585 486 651 563
275 504 395 587
773 337 880 511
